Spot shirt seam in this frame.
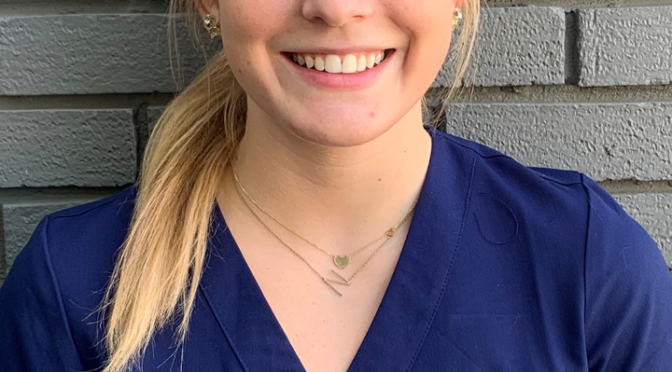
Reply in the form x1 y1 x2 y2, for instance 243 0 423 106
42 215 86 369
405 152 478 372
580 173 591 367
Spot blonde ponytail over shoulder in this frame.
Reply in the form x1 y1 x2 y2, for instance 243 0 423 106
95 1 479 371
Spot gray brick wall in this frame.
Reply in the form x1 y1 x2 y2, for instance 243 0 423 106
1 0 671 292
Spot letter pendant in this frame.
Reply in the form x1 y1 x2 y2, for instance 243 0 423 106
323 269 351 296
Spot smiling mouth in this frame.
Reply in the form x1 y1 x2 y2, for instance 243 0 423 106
282 49 395 74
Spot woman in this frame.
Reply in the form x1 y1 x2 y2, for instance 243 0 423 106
1 0 671 371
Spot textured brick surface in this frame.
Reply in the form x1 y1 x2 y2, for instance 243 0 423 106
147 106 166 136
3 203 79 272
0 110 137 187
445 102 672 181
577 6 672 87
615 193 672 265
433 6 566 88
0 14 216 95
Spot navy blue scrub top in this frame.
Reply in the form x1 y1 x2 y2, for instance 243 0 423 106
2 126 672 372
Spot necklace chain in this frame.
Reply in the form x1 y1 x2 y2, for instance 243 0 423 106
230 166 419 296
232 170 412 258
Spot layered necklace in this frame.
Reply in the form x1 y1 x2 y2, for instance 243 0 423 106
231 167 418 296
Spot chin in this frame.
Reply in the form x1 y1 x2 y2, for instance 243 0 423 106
286 115 395 148
273 96 407 147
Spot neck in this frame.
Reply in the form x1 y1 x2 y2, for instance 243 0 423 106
221 100 432 248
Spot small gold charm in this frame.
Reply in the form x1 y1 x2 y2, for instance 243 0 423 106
323 270 351 296
333 255 351 270
386 227 396 237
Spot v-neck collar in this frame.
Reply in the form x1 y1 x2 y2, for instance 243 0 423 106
199 126 476 372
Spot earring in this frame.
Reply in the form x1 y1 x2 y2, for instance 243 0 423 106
204 13 221 38
452 8 462 30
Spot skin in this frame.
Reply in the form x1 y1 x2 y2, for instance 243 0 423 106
197 1 461 370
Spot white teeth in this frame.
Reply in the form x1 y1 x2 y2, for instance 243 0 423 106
357 55 367 72
325 55 342 73
314 56 325 71
291 50 388 74
366 54 375 68
342 54 358 74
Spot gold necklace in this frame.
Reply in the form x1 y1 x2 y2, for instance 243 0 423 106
230 168 419 296
232 168 416 270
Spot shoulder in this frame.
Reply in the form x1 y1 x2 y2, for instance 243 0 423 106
6 184 138 282
13 183 139 298
434 130 663 251
0 184 139 367
433 128 585 207
432 129 592 284
436 130 672 369
15 184 138 315
45 183 138 266
435 129 663 262
40 184 138 299
434 129 590 270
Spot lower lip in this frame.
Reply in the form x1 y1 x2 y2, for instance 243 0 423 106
282 49 395 91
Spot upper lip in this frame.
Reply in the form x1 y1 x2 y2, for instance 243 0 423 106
284 47 393 55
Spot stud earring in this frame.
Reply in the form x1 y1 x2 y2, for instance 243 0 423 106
204 13 221 38
452 8 462 30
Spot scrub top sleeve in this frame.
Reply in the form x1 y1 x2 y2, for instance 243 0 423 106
0 216 85 371
581 175 672 372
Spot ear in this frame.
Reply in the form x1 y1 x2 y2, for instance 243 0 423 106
195 0 220 20
454 0 463 10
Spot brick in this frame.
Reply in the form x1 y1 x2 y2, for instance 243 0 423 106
0 14 215 95
444 102 672 181
3 203 79 273
577 6 672 87
615 193 672 266
0 109 137 187
434 6 565 88
147 106 166 136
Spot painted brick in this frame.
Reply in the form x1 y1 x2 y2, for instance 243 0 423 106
0 14 215 95
577 6 672 87
147 106 166 136
615 193 672 265
433 6 565 88
2 203 79 273
444 102 672 181
0 109 137 187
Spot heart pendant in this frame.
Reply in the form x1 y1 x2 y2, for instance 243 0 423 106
333 255 351 270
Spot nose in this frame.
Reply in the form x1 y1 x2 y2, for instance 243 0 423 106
301 0 374 27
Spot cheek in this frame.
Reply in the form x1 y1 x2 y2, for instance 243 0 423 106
217 0 290 52
217 1 291 90
393 0 454 85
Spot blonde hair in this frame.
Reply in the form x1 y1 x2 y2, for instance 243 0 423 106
95 1 480 371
